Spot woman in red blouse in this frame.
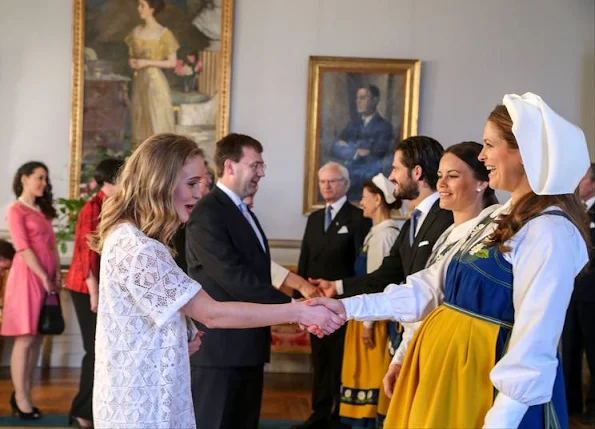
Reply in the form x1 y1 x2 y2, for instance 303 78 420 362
64 159 123 429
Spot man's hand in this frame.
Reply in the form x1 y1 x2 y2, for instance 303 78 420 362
362 325 375 349
309 278 337 297
188 330 205 356
383 364 401 398
285 272 323 298
355 148 370 157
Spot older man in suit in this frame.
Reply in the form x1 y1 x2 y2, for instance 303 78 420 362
563 163 595 424
293 162 372 429
186 133 292 429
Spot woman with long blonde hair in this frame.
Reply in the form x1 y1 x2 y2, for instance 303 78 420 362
91 133 345 429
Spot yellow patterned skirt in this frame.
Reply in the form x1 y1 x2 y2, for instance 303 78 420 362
340 320 390 425
383 305 499 428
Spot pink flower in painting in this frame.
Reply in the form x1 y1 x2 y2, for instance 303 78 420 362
186 54 196 64
174 59 185 76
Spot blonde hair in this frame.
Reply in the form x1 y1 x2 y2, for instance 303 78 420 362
89 133 204 254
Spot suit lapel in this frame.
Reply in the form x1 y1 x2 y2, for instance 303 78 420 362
407 200 441 273
310 203 353 260
213 188 267 255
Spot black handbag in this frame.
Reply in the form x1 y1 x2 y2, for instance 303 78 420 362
37 292 65 335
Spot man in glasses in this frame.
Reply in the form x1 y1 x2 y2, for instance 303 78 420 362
186 133 293 429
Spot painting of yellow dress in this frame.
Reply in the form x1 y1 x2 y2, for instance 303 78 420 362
69 0 234 198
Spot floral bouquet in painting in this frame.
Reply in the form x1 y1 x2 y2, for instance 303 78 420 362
175 53 203 93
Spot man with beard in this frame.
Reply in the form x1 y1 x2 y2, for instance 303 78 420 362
312 135 453 298
186 133 292 429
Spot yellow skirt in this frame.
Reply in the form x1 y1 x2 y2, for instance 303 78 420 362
384 305 499 428
340 320 390 422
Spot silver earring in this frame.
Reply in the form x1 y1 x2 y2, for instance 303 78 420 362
476 187 482 192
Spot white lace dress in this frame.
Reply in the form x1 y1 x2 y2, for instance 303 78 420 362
93 223 201 429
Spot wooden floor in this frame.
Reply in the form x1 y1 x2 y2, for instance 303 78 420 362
0 367 593 428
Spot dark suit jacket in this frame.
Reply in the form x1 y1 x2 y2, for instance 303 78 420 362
298 202 371 282
186 187 291 367
342 199 454 297
573 206 595 301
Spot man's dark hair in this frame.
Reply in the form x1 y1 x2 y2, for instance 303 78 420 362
360 84 380 99
394 136 444 190
215 133 263 178
0 239 15 261
94 158 125 186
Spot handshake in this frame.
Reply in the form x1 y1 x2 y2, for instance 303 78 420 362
294 297 347 338
292 275 339 299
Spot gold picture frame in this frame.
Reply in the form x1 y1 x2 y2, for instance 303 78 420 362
303 56 421 214
69 0 234 198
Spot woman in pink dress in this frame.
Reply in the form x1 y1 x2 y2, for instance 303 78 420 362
1 161 59 420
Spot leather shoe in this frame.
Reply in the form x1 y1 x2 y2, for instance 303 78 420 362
582 406 595 425
290 415 329 429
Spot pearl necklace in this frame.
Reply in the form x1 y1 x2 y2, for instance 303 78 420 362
18 197 40 211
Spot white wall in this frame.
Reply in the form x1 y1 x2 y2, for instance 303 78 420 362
1 0 594 243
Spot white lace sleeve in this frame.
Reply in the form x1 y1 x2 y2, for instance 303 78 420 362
110 229 202 328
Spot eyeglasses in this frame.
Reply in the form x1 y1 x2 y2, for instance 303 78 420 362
318 179 346 186
238 161 267 173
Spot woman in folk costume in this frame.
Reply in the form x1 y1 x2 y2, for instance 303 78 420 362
339 174 401 428
379 141 501 410
315 93 591 428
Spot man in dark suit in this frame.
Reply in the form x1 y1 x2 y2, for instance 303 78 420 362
313 136 453 393
563 163 595 424
293 162 372 429
186 133 292 429
331 85 394 201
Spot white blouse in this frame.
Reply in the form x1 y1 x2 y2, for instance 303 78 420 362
361 219 400 328
341 200 589 427
94 223 202 429
390 204 500 366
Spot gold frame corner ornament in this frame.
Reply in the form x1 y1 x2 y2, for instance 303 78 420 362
302 56 421 215
68 0 234 198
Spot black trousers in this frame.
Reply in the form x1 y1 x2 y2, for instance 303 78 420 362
309 324 347 424
191 365 264 429
562 297 595 414
69 291 97 421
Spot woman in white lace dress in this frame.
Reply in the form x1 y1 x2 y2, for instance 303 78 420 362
89 133 345 429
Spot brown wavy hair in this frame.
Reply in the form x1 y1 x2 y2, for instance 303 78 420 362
485 105 590 252
89 133 204 254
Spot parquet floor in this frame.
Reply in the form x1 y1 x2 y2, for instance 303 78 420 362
0 367 593 428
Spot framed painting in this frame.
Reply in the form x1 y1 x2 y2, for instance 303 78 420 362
303 56 421 214
69 0 233 197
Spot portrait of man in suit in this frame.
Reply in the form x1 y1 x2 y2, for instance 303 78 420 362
294 162 372 429
330 84 394 201
185 133 292 429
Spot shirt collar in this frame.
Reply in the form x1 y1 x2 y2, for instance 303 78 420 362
414 192 440 216
216 181 243 207
362 112 377 127
584 196 595 211
326 195 347 215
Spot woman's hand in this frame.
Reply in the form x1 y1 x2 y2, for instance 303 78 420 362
296 300 345 337
362 325 375 349
41 275 55 293
89 292 99 313
297 282 323 299
188 330 205 356
383 364 401 398
129 58 149 69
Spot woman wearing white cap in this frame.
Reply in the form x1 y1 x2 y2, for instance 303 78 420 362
313 93 591 428
338 173 401 428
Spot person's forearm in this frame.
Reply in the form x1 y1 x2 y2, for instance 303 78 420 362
145 59 176 68
86 271 99 296
184 290 300 329
20 249 49 281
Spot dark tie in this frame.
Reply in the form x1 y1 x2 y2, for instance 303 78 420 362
239 202 265 250
409 209 421 246
325 205 333 231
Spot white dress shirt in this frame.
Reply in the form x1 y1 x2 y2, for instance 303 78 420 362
271 261 289 289
584 195 595 211
340 200 589 427
326 195 347 223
